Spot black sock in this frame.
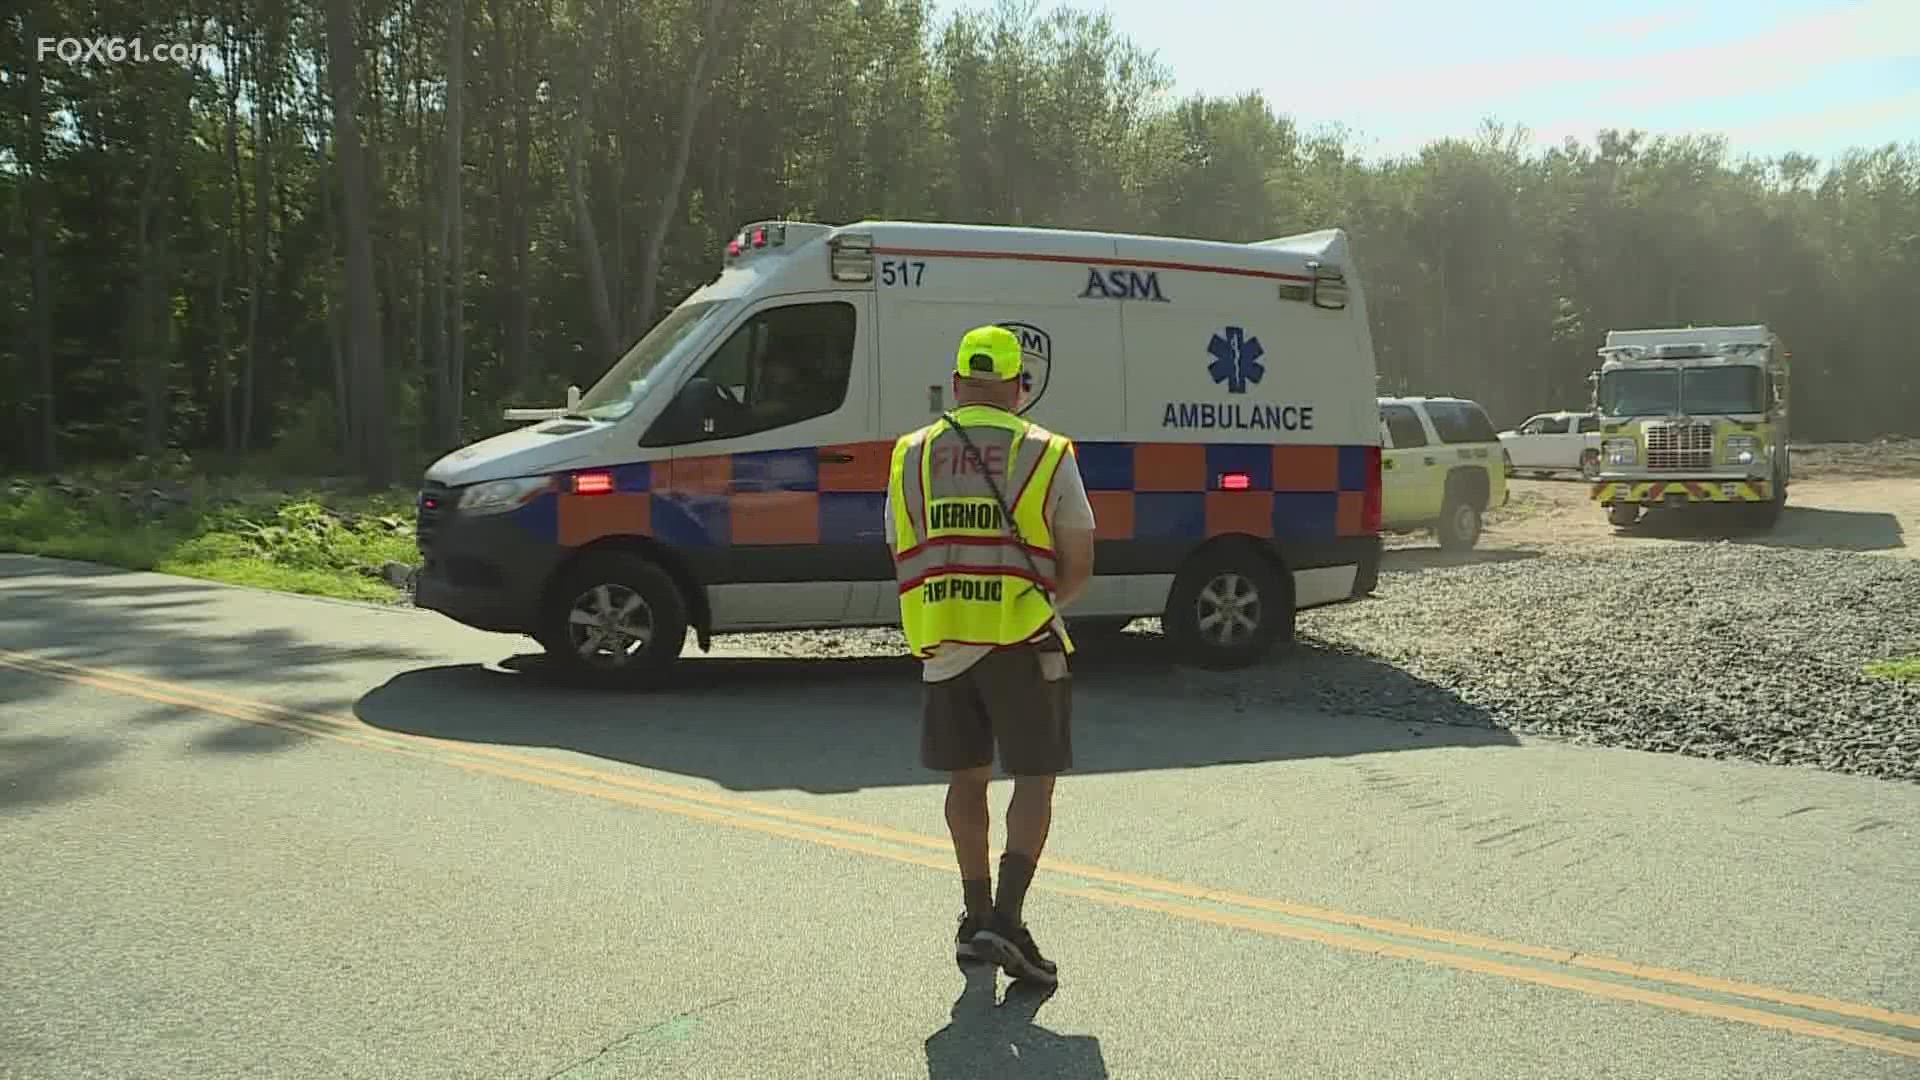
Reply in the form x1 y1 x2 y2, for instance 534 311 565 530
963 877 993 922
995 853 1037 926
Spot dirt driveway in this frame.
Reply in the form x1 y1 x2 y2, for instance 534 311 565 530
1476 447 1917 561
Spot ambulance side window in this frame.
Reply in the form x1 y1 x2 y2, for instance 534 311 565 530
649 301 857 445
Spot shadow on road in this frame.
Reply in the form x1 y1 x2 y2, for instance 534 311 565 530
1622 505 1905 553
924 965 1105 1080
0 554 434 809
353 633 1518 793
0 731 120 813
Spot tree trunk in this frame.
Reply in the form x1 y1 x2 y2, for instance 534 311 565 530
22 0 57 470
217 21 241 454
242 6 282 454
325 0 392 487
443 0 467 447
564 25 619 363
635 0 734 330
318 136 352 458
508 21 533 386
133 111 175 461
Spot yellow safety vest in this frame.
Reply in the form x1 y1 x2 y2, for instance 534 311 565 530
887 404 1077 659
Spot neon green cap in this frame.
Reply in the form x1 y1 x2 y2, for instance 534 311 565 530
955 325 1022 381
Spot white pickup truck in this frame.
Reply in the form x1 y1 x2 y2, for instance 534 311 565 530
1499 411 1603 479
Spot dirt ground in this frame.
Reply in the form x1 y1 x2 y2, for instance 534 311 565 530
1401 441 1920 563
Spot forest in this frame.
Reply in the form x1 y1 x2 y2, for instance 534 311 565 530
5 0 1918 486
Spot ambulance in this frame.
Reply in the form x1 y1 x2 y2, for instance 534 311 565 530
413 219 1385 687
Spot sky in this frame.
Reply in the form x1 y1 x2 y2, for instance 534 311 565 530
1085 0 1920 164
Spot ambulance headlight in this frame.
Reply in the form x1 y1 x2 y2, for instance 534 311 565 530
1603 437 1637 466
1723 435 1759 466
458 476 552 515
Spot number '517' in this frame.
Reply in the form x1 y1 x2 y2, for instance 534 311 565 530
880 259 925 287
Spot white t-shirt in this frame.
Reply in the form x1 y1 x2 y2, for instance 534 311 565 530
883 445 1097 682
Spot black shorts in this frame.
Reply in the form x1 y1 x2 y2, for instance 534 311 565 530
921 643 1072 776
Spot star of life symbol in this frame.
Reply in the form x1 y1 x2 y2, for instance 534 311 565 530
1207 327 1265 394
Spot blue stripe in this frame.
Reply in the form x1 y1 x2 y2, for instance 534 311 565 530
652 494 730 547
732 448 818 492
511 491 560 543
1074 442 1134 491
1272 492 1337 541
611 461 653 492
1134 493 1204 540
1338 445 1370 491
1205 444 1273 490
820 492 887 544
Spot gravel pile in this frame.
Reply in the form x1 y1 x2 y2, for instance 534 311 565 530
721 547 1920 782
1295 545 1920 783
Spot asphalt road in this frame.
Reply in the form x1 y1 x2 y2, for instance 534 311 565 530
3 554 1918 1079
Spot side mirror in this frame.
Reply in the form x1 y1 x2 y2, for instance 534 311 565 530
640 376 718 447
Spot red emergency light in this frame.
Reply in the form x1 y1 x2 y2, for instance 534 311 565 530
752 227 768 248
1219 472 1252 491
572 471 614 495
726 238 742 258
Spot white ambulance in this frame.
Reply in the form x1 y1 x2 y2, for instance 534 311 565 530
414 220 1384 687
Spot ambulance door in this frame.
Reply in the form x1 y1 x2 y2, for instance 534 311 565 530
866 244 1127 623
640 292 880 630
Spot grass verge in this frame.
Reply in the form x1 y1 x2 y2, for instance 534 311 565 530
1 471 418 603
1864 656 1920 683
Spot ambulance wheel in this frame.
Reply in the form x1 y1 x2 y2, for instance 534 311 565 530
1163 544 1293 670
539 551 688 689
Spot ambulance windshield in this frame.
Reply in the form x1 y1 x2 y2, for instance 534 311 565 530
575 300 731 420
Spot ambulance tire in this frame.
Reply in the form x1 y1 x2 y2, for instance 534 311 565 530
539 551 689 690
1163 544 1294 671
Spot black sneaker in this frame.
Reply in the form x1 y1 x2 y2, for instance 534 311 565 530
972 914 1058 985
955 911 987 962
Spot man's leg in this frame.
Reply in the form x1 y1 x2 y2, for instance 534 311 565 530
947 766 994 920
998 774 1054 924
970 646 1071 984
923 673 996 960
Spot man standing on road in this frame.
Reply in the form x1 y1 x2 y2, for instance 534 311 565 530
883 324 1097 986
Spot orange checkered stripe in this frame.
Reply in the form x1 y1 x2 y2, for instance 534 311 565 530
1075 442 1376 544
546 440 1377 548
551 443 892 548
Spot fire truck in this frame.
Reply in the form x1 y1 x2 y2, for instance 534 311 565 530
1588 325 1790 529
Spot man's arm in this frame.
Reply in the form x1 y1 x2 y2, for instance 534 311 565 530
1052 523 1094 609
1046 445 1096 609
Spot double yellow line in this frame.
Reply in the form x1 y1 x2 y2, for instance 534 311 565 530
4 646 1917 1060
